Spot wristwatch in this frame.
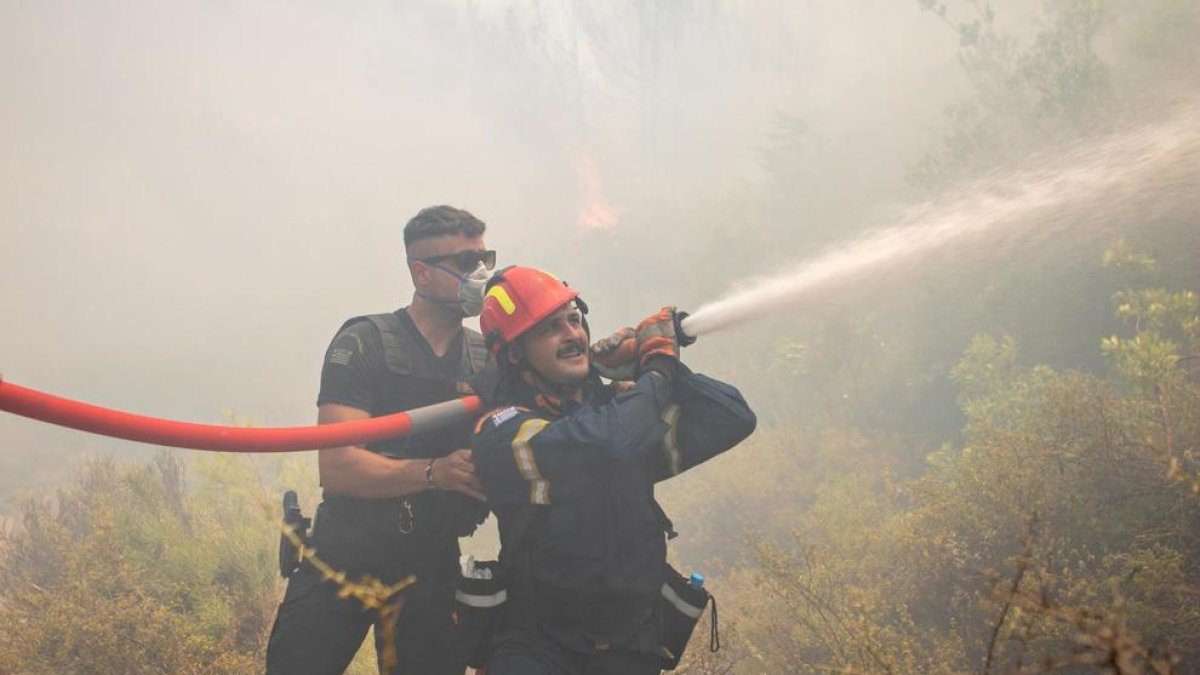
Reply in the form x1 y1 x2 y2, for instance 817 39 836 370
425 458 437 490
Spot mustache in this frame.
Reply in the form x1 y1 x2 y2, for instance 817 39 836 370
556 340 587 358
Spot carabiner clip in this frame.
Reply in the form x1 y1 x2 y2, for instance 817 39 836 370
398 498 416 535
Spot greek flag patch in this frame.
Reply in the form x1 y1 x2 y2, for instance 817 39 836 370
487 406 521 428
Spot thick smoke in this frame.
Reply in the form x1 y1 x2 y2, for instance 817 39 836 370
0 0 1008 489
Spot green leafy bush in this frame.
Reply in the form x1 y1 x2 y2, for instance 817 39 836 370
0 453 291 673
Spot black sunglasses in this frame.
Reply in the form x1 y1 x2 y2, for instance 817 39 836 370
412 249 497 272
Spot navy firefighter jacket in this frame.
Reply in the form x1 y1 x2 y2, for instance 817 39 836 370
472 365 756 650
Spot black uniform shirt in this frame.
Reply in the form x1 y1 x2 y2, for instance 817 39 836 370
312 308 486 543
318 308 461 415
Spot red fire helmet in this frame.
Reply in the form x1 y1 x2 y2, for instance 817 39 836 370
480 266 580 351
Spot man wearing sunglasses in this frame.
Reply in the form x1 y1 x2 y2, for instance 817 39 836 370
267 205 497 675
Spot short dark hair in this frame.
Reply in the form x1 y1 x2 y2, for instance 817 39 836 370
403 205 487 247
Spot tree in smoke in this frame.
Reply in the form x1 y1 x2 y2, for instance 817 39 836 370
909 0 1118 192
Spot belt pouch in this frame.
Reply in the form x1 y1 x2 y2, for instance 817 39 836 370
452 559 507 668
659 563 713 670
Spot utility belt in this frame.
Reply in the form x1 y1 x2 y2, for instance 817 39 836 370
321 491 485 540
276 491 482 581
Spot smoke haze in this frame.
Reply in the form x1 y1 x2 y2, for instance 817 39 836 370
1 0 972 489
4 3 1200 672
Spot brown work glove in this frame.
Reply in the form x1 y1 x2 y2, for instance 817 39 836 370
636 307 684 372
590 326 638 381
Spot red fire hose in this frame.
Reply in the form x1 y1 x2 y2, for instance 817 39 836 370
0 376 483 453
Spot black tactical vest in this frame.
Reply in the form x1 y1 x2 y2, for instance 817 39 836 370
325 310 490 539
337 311 488 460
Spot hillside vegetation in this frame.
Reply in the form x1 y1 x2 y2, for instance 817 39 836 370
1 1 1198 673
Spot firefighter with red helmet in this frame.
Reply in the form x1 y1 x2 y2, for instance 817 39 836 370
470 266 756 674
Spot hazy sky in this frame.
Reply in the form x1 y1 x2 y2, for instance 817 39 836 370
0 0 980 493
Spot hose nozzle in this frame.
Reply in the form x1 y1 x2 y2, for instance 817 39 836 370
675 310 698 347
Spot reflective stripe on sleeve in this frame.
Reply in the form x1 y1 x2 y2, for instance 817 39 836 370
512 418 551 504
660 404 682 476
455 588 508 608
661 582 705 619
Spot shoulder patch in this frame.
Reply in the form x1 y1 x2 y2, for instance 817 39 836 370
475 406 529 433
488 406 522 428
327 333 364 365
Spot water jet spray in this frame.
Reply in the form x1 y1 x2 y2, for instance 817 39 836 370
681 100 1200 338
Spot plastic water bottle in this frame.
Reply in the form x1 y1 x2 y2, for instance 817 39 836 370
689 572 705 589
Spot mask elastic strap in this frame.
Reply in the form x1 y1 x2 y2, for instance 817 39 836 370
410 259 484 306
410 258 468 281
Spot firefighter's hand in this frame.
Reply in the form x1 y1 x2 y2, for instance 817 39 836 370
636 307 684 369
430 449 486 501
590 326 638 381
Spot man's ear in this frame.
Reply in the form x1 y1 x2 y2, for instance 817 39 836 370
408 260 429 291
505 342 524 366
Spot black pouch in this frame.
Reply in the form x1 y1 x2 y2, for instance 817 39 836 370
278 490 310 579
659 564 719 670
451 559 508 669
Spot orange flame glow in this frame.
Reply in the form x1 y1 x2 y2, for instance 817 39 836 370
574 154 619 229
